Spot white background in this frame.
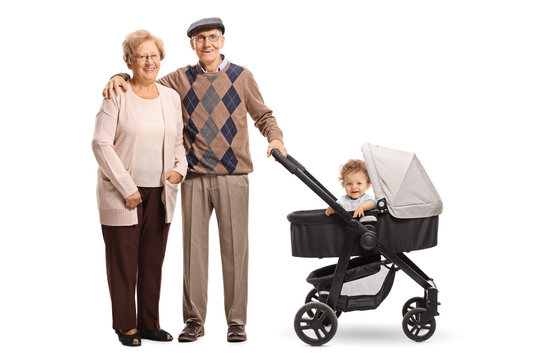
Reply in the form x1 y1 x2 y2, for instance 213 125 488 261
1 0 539 358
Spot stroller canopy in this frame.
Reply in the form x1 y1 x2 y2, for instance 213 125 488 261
361 143 443 219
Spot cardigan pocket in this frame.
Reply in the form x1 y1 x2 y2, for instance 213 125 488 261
162 179 179 223
97 177 127 210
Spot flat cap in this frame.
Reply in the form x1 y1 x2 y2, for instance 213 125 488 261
187 17 225 38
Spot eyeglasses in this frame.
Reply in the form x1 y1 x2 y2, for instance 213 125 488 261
132 54 161 63
191 34 221 44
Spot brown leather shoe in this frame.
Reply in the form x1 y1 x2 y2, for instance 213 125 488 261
227 324 247 342
178 321 204 342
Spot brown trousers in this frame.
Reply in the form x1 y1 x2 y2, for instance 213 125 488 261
181 174 249 325
102 187 170 330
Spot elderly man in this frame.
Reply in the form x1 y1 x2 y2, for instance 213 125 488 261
103 18 286 342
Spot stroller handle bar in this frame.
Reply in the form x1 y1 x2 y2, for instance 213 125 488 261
270 148 304 174
271 149 352 222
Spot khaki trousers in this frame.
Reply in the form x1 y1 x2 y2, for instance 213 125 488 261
181 174 249 325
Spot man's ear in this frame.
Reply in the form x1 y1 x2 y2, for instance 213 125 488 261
219 36 225 49
190 39 196 50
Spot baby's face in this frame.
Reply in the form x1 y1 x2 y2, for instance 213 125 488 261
343 171 370 200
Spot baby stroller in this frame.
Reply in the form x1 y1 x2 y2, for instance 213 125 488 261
271 143 442 346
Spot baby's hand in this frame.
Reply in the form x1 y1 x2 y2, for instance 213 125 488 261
353 206 365 218
325 206 335 216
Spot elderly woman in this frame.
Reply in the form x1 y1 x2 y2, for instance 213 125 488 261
92 30 187 347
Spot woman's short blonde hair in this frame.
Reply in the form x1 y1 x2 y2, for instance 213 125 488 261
122 30 165 64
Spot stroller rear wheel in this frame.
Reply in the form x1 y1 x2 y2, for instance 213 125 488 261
402 308 436 342
402 297 426 316
305 288 342 319
294 302 338 346
305 288 320 304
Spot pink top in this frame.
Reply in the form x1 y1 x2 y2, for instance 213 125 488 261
92 82 188 226
133 95 165 187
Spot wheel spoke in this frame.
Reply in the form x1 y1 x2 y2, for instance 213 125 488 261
321 314 329 324
321 326 329 336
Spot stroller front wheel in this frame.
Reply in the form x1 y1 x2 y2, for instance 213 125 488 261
294 302 338 346
402 308 436 342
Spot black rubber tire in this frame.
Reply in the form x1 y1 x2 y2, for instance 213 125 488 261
294 302 338 346
305 288 320 303
305 288 342 320
402 308 436 342
402 297 426 317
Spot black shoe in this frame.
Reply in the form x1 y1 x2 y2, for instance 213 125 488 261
115 330 141 347
140 329 173 342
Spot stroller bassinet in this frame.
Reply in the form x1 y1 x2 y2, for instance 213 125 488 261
288 143 441 256
287 208 438 256
271 143 442 346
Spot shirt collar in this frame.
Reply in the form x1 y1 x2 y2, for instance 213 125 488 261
347 194 365 201
199 54 228 73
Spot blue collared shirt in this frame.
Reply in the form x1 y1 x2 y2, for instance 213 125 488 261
199 54 228 73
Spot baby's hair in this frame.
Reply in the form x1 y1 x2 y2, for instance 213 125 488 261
339 159 371 184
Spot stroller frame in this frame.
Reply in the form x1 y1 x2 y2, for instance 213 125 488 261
272 150 440 345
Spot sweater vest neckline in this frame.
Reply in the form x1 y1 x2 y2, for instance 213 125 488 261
193 61 232 76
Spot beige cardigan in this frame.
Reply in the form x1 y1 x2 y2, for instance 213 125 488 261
92 82 188 226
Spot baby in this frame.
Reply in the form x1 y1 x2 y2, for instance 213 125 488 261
325 159 376 218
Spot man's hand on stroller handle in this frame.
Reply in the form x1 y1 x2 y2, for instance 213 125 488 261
267 139 287 158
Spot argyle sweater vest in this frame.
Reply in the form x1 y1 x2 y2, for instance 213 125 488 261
157 61 283 175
